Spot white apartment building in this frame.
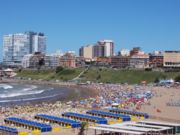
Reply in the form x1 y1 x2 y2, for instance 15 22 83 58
98 40 114 57
32 34 46 54
3 32 46 66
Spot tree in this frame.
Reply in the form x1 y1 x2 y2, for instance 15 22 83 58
78 122 88 135
37 58 45 72
154 77 159 83
175 75 180 82
96 74 101 80
56 66 64 73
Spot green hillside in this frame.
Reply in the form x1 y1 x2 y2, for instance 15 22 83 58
16 67 180 84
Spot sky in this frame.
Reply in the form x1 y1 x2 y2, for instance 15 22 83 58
0 0 180 61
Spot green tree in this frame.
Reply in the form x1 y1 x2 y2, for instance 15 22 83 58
154 77 159 83
56 66 64 73
37 58 45 72
175 75 180 82
96 74 101 80
78 122 88 135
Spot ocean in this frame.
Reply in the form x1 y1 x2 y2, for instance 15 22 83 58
0 83 68 106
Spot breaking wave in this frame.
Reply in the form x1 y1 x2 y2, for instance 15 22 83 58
0 94 58 103
0 90 44 98
0 84 13 89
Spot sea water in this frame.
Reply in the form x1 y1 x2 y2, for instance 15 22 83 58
0 83 67 106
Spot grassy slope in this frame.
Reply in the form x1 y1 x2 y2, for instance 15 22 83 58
16 67 180 84
83 68 180 84
16 68 84 81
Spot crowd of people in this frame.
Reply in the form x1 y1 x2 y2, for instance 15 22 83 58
77 83 153 111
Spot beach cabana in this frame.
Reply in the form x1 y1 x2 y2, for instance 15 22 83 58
109 109 149 119
86 110 131 121
62 112 107 124
34 114 81 128
0 125 18 135
138 120 180 134
4 117 52 133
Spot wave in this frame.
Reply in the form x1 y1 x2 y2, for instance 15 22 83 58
0 94 58 103
0 90 44 98
0 84 13 89
22 85 37 91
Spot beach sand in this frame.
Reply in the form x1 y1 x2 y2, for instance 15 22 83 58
141 86 180 122
0 79 180 135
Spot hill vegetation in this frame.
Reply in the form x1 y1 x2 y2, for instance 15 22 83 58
16 67 180 84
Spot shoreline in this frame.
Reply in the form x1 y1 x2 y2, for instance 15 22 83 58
0 78 98 105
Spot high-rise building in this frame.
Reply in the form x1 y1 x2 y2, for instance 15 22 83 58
3 32 46 66
32 33 46 54
79 40 114 59
97 40 114 57
79 45 94 59
3 34 14 66
93 44 105 58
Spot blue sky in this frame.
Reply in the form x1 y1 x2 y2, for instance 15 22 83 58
0 0 180 61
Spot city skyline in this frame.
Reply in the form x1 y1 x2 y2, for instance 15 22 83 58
1 0 180 61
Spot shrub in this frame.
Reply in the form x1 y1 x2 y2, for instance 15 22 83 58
56 66 64 73
175 75 180 82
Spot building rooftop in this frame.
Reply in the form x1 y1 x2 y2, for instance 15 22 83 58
165 51 180 53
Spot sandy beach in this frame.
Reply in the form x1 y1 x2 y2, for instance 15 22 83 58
141 86 180 123
0 79 180 135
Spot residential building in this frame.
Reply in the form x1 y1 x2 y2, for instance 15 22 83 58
79 45 94 59
60 52 76 68
22 54 34 68
96 57 112 63
44 55 60 68
163 51 180 68
12 33 31 66
3 32 46 66
80 40 114 59
111 56 130 68
32 33 46 54
76 57 87 67
97 40 114 57
149 51 163 68
130 47 144 56
22 52 45 68
130 54 149 69
3 34 14 66
93 44 105 58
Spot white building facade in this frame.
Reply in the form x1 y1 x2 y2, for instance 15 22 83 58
45 55 61 68
32 34 46 54
21 54 33 68
3 34 14 66
3 32 46 66
98 40 114 57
